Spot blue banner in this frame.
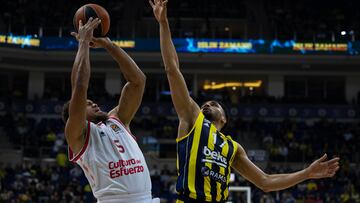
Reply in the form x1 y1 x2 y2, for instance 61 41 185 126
1 33 360 55
174 38 266 53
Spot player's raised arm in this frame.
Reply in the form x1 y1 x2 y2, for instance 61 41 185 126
65 18 101 154
232 144 340 192
90 37 146 128
150 0 200 127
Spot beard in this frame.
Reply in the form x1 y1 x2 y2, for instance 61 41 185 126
202 110 216 122
92 111 109 123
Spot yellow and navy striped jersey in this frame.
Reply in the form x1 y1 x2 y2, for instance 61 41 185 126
176 112 238 203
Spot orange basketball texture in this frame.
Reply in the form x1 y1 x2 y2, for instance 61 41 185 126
73 4 110 37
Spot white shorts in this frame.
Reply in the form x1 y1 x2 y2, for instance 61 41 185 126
97 192 159 203
98 198 159 203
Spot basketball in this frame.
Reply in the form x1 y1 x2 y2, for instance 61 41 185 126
73 4 110 37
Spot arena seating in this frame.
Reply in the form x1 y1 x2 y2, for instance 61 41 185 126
1 0 358 40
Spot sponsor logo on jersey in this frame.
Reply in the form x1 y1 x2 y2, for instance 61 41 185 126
204 119 211 127
99 131 106 137
201 166 210 176
108 159 145 178
110 124 121 133
201 166 226 183
202 146 227 167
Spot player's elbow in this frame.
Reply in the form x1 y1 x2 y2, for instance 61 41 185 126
133 73 146 88
258 184 271 193
258 174 272 193
260 186 271 193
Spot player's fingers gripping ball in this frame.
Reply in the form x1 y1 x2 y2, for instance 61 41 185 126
74 4 110 37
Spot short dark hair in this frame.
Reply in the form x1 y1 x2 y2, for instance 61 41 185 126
62 100 70 123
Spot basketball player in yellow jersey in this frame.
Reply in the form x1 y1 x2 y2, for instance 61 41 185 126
150 0 340 202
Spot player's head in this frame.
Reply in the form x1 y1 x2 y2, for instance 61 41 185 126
200 100 228 130
62 99 108 123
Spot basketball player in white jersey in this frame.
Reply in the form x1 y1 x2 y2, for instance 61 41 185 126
62 18 159 203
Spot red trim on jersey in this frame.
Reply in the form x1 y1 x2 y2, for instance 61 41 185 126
109 116 137 141
68 121 91 163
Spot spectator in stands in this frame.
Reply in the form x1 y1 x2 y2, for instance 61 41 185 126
260 193 275 203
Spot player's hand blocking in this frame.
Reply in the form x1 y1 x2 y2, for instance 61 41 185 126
71 17 101 43
306 154 340 179
149 0 168 23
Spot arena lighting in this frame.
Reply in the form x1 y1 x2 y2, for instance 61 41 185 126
341 31 346 36
112 40 135 48
0 34 40 47
203 80 262 90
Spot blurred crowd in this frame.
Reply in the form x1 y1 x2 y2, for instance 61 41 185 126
252 118 359 163
0 0 359 40
134 116 360 163
240 162 360 203
0 0 127 36
0 112 65 158
265 0 359 40
1 107 359 163
1 160 359 202
0 162 95 202
0 100 359 202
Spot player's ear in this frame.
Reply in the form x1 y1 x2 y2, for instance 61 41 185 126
220 115 226 125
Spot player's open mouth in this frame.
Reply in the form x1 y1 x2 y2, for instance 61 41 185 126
203 108 211 113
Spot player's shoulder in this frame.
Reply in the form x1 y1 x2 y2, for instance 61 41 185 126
219 131 232 140
87 120 108 132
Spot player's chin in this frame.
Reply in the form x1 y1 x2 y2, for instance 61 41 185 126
97 111 107 117
203 111 215 122
93 111 108 122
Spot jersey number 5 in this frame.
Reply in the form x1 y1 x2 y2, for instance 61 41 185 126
113 140 125 153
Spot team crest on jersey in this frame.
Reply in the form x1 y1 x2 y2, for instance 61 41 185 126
204 119 211 127
110 124 121 133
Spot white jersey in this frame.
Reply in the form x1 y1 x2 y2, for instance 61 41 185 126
68 116 152 202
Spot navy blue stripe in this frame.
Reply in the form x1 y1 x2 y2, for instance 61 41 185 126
213 131 225 201
221 136 235 201
194 120 210 201
176 131 195 196
184 132 194 196
210 163 219 201
176 137 187 193
176 133 194 195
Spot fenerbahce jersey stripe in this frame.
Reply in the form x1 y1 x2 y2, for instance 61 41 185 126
176 112 238 202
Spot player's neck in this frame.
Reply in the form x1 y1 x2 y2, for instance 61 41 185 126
212 121 223 131
90 115 109 123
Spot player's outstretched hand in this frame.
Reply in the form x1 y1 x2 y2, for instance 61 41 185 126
149 0 168 23
71 17 101 43
90 37 111 49
306 154 340 179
